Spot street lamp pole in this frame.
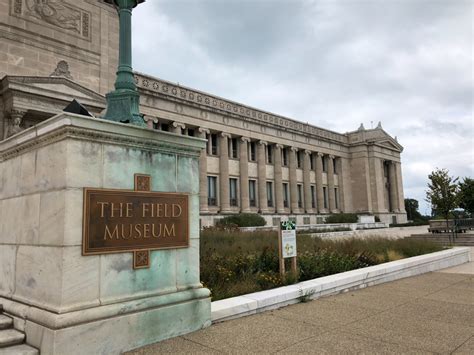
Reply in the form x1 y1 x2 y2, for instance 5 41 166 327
103 0 146 127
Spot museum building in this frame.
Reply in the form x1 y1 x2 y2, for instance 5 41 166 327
0 0 407 225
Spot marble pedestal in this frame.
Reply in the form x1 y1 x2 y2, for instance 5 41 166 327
0 113 211 354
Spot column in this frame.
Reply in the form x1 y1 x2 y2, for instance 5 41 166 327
389 161 399 212
327 155 336 212
143 116 158 129
274 144 284 213
198 128 210 213
396 162 406 212
257 141 268 213
303 150 312 213
289 147 298 213
336 157 345 212
219 132 231 212
7 109 26 138
315 152 325 213
171 121 185 134
240 137 251 212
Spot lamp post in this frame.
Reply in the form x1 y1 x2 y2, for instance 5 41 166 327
103 0 146 127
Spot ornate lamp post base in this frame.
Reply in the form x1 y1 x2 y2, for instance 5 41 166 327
104 89 144 126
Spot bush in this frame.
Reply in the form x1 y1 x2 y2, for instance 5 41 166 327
325 213 358 224
216 213 267 227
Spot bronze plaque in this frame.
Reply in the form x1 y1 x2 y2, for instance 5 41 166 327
83 188 189 255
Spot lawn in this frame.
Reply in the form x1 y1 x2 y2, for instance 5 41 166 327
200 229 445 301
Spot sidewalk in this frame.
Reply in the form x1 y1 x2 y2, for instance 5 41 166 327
127 250 474 354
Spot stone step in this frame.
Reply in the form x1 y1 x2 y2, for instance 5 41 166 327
0 329 24 348
0 316 12 331
0 344 39 355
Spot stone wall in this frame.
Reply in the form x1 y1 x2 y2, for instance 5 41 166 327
0 0 118 94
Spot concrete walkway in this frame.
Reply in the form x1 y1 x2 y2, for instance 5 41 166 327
127 251 474 354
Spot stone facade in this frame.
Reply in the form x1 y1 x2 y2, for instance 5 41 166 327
0 0 407 225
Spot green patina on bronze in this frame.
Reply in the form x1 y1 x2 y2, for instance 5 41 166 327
104 0 146 127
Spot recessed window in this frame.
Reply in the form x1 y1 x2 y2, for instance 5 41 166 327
310 153 314 170
249 142 256 161
297 151 302 168
335 187 339 209
311 185 316 208
266 181 273 207
267 145 273 164
297 184 303 208
282 148 288 166
323 186 328 209
207 176 217 206
249 180 256 207
229 138 238 159
283 183 289 208
229 178 238 206
208 133 218 155
333 158 337 174
322 156 328 172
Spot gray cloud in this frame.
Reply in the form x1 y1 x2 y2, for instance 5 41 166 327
132 0 473 213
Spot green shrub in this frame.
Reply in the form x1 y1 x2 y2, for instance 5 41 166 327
216 213 267 227
324 213 358 224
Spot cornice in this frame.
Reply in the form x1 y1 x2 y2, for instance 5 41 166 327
0 114 204 162
134 72 349 145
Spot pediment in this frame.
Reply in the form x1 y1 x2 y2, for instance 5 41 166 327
375 138 403 152
1 75 105 104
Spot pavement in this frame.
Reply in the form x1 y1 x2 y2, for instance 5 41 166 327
126 249 474 354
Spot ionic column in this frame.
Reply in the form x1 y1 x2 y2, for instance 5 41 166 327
171 121 185 134
303 150 312 213
336 158 345 212
289 147 298 213
198 128 210 213
389 161 399 212
316 152 325 213
7 109 26 138
143 115 158 129
257 141 268 213
328 155 336 212
219 133 231 212
240 137 251 212
274 144 284 213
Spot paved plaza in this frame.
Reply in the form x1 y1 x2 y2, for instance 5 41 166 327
127 249 474 354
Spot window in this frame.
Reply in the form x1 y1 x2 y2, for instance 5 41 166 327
297 184 303 208
207 176 217 206
187 129 195 137
333 158 337 174
282 148 288 166
311 185 316 208
229 178 238 206
323 186 328 209
249 142 256 161
303 217 310 225
209 133 218 155
283 183 289 208
335 187 339 209
322 156 327 172
310 153 314 170
249 180 256 207
161 123 169 132
267 145 273 164
229 138 238 159
297 151 302 168
266 182 273 207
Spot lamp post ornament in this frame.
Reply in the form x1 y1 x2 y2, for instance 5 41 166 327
104 0 146 127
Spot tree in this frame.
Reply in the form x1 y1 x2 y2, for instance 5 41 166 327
458 177 474 216
404 198 422 221
425 168 459 222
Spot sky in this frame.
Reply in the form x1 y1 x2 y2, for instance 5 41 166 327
132 0 473 215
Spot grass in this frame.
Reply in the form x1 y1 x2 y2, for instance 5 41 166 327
200 229 445 301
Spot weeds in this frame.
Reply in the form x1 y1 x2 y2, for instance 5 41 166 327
200 230 445 301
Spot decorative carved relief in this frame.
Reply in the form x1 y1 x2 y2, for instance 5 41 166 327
14 0 91 38
25 0 81 33
50 60 73 79
13 0 22 14
7 109 27 138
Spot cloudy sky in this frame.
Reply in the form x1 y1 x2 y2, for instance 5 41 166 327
132 0 473 214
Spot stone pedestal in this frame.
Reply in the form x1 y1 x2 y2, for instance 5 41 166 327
0 113 211 354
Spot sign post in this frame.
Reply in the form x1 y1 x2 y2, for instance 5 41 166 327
279 220 298 277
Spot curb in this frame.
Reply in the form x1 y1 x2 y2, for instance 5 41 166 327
211 247 471 323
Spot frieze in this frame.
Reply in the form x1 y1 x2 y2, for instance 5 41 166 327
11 0 92 40
135 73 348 144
